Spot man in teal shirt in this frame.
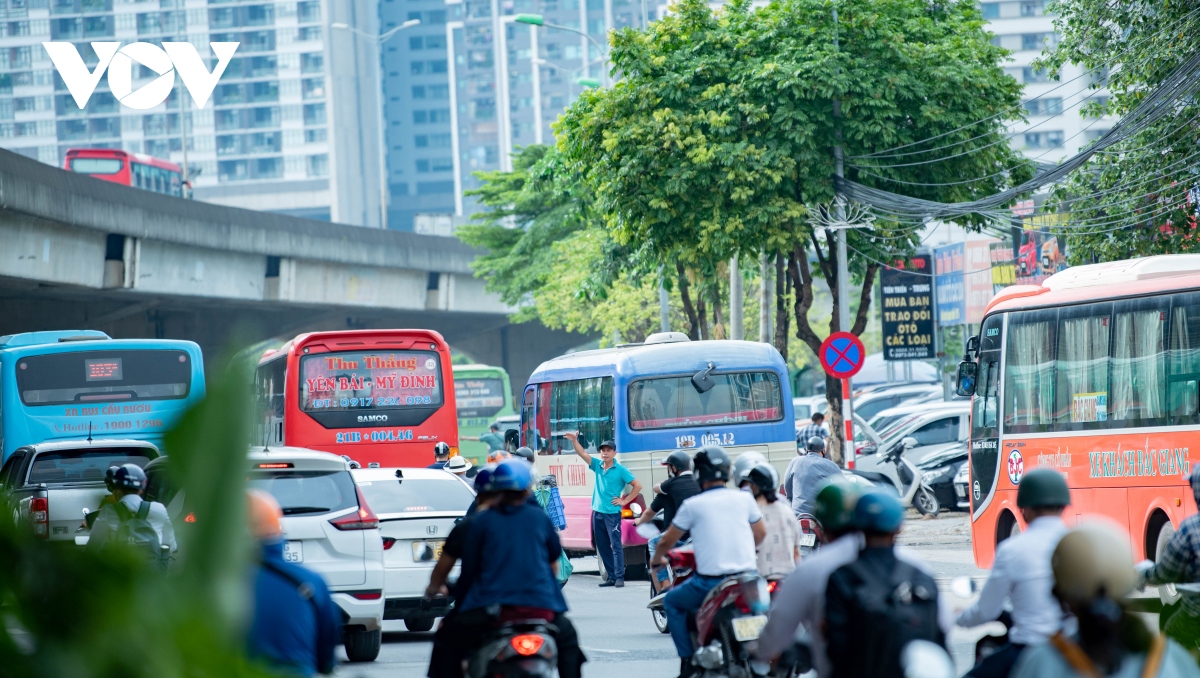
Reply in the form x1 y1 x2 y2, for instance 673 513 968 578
565 431 643 588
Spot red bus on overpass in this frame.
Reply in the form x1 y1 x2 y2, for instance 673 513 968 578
64 148 184 197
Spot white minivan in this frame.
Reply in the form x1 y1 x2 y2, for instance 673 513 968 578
248 447 385 662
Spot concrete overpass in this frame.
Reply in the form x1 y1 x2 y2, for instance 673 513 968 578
0 148 584 388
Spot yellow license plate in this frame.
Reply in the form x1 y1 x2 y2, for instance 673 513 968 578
412 540 445 563
731 615 768 642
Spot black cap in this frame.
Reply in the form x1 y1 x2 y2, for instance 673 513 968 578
598 439 616 451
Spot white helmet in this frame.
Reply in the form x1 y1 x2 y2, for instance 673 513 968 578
731 451 769 488
1052 523 1138 605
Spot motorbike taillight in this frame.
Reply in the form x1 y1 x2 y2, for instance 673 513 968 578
739 576 771 615
799 517 816 532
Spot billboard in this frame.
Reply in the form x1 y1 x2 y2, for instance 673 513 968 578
990 240 1016 294
881 254 935 361
934 243 965 327
964 239 996 324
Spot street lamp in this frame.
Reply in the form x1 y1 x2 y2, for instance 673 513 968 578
331 18 421 229
514 13 610 87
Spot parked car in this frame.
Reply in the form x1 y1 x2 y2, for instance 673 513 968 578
953 462 971 511
351 467 475 633
854 404 970 479
247 446 385 663
848 384 944 422
0 439 159 543
916 443 969 513
868 400 969 441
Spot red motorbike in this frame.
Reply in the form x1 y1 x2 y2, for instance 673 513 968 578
648 546 781 677
797 513 824 557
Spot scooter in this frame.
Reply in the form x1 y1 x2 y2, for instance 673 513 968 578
796 513 824 557
466 615 559 678
849 436 940 516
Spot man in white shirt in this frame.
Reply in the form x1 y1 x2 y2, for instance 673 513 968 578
88 463 177 557
650 447 766 678
956 468 1071 678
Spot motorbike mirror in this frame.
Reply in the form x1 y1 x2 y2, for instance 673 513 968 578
635 522 661 540
955 359 978 397
504 428 520 450
901 640 955 678
949 576 977 599
901 436 918 450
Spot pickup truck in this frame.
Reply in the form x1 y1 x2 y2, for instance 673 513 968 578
0 439 160 542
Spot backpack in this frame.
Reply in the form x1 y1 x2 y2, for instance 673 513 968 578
825 554 944 678
112 501 167 571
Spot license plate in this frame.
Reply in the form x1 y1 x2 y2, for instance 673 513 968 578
731 615 768 642
412 540 445 563
283 541 303 563
799 533 816 547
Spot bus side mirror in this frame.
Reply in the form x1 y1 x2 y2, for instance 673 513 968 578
692 362 716 394
965 335 980 359
504 429 519 451
955 360 978 398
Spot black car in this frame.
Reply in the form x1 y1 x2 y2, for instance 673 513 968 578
916 443 969 513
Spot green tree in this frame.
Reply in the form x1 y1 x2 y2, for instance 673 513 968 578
1038 2 1200 262
556 0 1029 461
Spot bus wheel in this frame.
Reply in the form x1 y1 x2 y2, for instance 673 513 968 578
996 511 1019 548
1153 516 1181 606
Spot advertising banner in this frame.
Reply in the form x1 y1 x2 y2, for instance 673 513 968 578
964 239 997 324
934 243 966 327
990 240 1016 295
881 254 935 361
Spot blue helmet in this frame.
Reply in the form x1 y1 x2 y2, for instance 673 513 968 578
488 459 533 492
473 464 499 494
854 491 904 534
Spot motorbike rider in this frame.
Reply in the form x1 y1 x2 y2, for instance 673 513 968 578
956 468 1072 678
425 459 585 678
87 463 177 557
746 463 800 577
1011 523 1200 678
635 450 700 569
428 442 453 469
731 450 769 490
782 436 842 517
1140 465 1200 653
650 446 766 678
246 490 339 677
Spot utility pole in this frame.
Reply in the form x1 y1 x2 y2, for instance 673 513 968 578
729 256 743 340
832 1 854 466
659 265 670 332
759 253 771 343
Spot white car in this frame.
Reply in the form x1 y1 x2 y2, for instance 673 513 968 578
352 467 475 632
247 447 385 663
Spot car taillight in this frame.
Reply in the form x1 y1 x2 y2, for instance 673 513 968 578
31 497 48 538
329 487 379 531
382 537 397 550
349 590 382 600
510 634 545 656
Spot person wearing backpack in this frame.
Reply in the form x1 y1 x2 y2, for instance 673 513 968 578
247 490 340 677
824 490 945 678
956 468 1072 677
1011 523 1200 678
86 463 176 568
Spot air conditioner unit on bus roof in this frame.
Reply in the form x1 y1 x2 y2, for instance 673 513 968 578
1043 254 1200 291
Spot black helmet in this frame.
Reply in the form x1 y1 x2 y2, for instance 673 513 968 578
108 464 146 492
661 450 692 474
746 463 779 497
806 436 827 455
693 446 732 485
434 442 451 458
1017 468 1070 509
512 446 535 463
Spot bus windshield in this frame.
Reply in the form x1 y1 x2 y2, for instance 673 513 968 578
455 377 506 418
299 350 445 427
628 371 783 429
70 158 123 174
15 350 192 406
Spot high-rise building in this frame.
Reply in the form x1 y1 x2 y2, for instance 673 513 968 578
984 0 1113 165
380 0 661 230
0 0 384 227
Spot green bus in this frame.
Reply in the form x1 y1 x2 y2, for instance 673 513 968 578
453 364 515 464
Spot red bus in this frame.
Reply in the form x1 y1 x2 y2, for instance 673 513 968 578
64 148 184 197
254 330 460 467
958 255 1200 572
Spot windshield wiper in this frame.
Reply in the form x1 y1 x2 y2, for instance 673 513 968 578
281 506 333 515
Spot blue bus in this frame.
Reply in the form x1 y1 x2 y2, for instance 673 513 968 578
521 333 794 575
0 331 206 460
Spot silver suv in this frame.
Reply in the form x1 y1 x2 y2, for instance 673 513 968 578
248 447 385 663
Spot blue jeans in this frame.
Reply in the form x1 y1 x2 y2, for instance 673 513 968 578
965 642 1025 678
664 574 723 658
592 511 624 581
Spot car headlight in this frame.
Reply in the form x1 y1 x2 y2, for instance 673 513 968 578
922 467 952 484
954 464 970 483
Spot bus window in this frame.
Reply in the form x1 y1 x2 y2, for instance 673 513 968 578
455 377 506 418
298 349 444 429
1003 309 1056 433
971 314 1003 513
521 385 537 450
1054 302 1111 426
628 371 782 429
15 350 192 405
1168 292 1200 419
255 355 287 445
545 377 613 454
1110 296 1169 424
70 158 123 174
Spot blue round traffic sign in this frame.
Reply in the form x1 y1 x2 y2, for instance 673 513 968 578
819 331 866 379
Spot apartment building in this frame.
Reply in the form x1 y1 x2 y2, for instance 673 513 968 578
0 0 383 227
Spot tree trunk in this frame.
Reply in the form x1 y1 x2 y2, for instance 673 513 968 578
697 295 709 341
773 252 790 360
676 262 701 340
711 289 726 340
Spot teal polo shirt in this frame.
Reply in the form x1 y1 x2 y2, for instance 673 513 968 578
589 457 635 514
